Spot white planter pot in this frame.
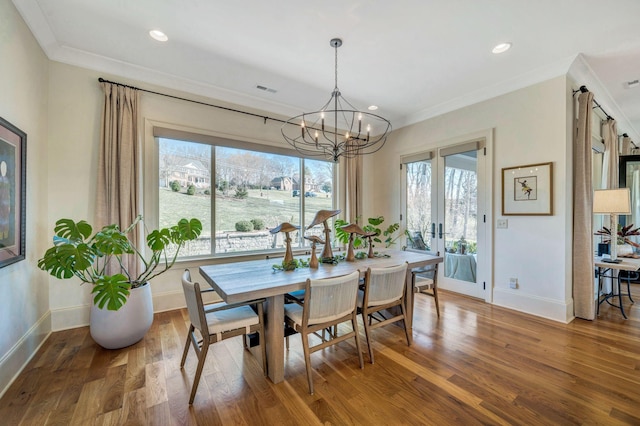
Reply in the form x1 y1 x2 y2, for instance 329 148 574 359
90 282 154 349
617 244 634 257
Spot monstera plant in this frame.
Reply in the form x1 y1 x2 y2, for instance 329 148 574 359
335 216 401 249
38 215 203 311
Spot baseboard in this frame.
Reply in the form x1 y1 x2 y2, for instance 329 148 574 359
493 288 573 323
50 290 196 331
0 311 51 399
153 290 187 313
51 304 91 331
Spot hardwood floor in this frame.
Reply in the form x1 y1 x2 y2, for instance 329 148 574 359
2 286 640 425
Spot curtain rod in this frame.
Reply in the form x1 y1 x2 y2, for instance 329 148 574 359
98 77 288 125
572 85 614 121
573 85 637 149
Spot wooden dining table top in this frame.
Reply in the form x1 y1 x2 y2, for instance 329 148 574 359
199 249 443 303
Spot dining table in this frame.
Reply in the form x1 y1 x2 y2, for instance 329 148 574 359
199 249 443 383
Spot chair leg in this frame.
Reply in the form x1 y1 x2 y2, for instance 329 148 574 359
301 333 314 395
180 325 194 368
400 301 412 346
361 310 374 364
352 312 364 369
189 342 210 404
433 286 441 318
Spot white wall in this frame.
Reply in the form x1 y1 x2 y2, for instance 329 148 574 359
0 0 51 397
364 76 574 322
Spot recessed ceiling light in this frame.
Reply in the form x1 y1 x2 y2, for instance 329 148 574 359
368 105 378 111
149 30 168 42
492 42 512 54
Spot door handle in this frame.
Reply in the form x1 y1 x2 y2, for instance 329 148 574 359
431 223 436 238
438 223 443 239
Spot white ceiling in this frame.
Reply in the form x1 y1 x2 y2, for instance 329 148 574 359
13 0 640 137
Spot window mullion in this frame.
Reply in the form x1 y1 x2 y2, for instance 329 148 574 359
211 147 216 256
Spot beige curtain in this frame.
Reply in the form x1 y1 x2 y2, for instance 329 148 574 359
344 143 362 224
96 82 140 278
573 91 595 320
601 119 619 190
600 119 619 240
621 135 632 156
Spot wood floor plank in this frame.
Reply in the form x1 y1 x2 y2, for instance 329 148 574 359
70 378 105 424
3 285 640 424
120 387 147 425
145 361 168 408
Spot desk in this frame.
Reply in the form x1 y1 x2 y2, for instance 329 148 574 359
594 256 639 318
199 249 442 383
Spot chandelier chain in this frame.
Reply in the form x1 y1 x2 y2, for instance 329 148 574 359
334 42 339 91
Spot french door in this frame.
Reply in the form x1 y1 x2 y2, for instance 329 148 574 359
402 138 488 300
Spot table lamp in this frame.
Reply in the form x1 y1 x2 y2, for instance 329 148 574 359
593 188 631 263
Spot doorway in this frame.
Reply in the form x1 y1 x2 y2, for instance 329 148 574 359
401 134 490 300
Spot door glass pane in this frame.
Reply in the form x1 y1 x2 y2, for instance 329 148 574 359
444 151 477 283
405 160 432 251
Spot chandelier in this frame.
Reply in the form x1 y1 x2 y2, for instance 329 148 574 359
282 38 392 162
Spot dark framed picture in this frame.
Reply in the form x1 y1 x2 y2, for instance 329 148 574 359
502 162 552 215
0 117 26 268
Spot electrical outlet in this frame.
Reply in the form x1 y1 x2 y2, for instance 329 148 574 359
497 218 508 229
509 277 518 289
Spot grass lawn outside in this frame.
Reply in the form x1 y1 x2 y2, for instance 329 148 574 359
159 188 334 236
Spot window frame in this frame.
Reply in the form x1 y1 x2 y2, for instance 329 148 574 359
151 126 337 260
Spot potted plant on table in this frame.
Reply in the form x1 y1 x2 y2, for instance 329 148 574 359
335 216 402 258
38 215 202 349
595 223 640 257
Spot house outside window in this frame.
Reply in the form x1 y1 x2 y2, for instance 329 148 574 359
157 136 335 258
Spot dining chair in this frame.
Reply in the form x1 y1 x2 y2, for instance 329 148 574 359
180 269 267 404
284 270 364 394
358 262 410 364
411 251 441 318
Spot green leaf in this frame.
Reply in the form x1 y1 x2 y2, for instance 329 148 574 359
334 219 350 244
384 222 400 236
367 216 384 226
38 243 96 279
38 246 76 279
93 226 132 255
177 218 203 240
54 219 92 242
147 228 172 251
91 274 131 310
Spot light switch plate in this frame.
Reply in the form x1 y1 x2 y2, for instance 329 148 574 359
509 278 518 289
497 218 508 229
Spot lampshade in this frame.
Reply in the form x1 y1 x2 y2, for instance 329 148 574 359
593 188 631 214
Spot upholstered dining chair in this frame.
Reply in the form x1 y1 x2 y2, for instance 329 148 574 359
358 262 410 364
284 270 364 394
180 269 267 404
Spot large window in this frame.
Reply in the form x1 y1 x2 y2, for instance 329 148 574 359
158 136 335 257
